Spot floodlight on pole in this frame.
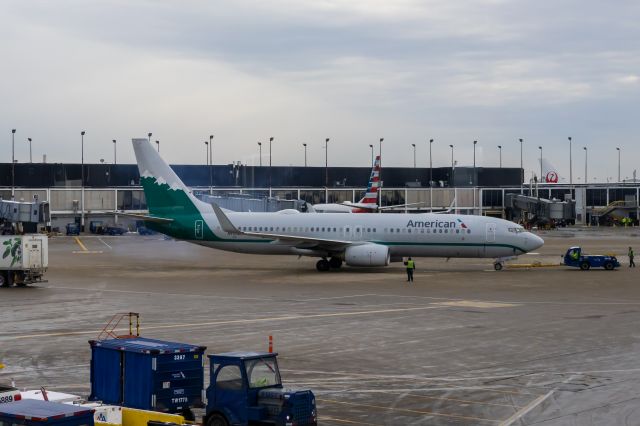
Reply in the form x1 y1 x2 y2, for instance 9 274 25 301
497 145 502 168
303 143 307 167
379 138 384 209
411 143 416 168
429 139 434 211
568 136 572 186
538 146 542 181
519 138 523 194
369 144 373 167
113 139 116 165
81 130 86 229
155 140 159 153
449 144 454 186
325 138 330 188
269 136 274 189
28 138 32 163
583 146 587 183
11 129 16 197
209 135 214 189
616 147 621 182
257 142 262 167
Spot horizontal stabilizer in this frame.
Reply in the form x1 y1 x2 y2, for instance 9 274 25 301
113 212 174 223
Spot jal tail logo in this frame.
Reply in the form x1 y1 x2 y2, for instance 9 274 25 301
545 171 558 183
457 219 468 229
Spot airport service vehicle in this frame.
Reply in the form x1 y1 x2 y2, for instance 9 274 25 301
131 139 544 271
66 223 80 236
0 385 21 404
0 400 94 426
205 352 316 426
104 225 127 236
89 337 316 426
563 247 620 270
0 234 48 287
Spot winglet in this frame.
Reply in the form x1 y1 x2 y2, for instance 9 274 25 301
211 203 242 234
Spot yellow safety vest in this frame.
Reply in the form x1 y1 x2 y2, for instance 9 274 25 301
406 260 415 269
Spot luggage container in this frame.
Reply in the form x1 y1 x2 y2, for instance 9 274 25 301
88 338 206 418
0 399 94 426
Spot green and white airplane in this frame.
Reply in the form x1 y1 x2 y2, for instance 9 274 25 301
132 138 544 271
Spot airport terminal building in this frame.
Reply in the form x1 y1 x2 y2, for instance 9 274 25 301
0 162 638 228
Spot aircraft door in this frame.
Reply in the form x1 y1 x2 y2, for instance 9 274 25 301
485 223 496 243
195 220 204 239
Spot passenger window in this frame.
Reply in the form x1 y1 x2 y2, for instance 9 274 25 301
322 227 325 232
333 228 337 232
390 229 394 233
216 365 243 391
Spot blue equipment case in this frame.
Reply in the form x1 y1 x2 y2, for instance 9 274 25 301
89 337 206 414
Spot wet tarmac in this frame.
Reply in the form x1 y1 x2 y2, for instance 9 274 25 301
1 228 640 425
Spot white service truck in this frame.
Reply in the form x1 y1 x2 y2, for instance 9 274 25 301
0 385 21 404
0 234 48 287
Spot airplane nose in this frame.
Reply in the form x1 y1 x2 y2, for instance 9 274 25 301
526 233 544 251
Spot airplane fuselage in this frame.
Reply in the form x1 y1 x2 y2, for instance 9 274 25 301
166 210 541 260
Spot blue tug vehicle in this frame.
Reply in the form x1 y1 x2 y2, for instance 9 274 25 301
563 246 620 270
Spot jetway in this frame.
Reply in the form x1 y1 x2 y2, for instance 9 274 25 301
505 194 575 226
0 198 50 232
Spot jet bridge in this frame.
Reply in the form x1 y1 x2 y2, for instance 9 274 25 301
0 198 50 233
505 194 575 226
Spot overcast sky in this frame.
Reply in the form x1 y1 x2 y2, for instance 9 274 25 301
2 0 639 182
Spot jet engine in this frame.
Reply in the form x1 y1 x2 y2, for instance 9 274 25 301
344 244 390 267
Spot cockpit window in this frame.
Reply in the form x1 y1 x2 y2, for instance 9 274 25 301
508 227 526 234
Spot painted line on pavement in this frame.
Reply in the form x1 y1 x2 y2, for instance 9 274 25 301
318 398 501 423
0 305 443 341
73 237 87 251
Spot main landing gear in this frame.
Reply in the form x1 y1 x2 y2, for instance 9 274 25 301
316 257 343 272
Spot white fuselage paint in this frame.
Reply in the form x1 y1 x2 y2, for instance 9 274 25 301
191 210 542 259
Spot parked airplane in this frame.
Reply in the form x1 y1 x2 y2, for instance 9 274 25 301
132 138 544 271
311 156 381 213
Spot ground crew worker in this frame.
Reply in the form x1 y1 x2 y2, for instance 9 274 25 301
404 257 416 282
629 247 635 268
570 249 579 261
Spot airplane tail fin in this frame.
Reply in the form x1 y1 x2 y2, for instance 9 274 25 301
358 155 381 204
132 138 210 217
540 158 560 183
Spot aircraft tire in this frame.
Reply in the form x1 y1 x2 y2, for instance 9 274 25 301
329 257 343 269
316 259 331 272
206 413 228 426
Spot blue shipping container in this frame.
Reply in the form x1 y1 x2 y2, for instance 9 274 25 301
0 400 94 426
89 337 207 414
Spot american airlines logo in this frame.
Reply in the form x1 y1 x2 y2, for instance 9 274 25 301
406 219 469 229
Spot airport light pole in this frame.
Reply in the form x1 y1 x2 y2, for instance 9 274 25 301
568 136 572 186
155 140 160 153
449 144 454 186
11 129 15 198
429 139 434 211
583 146 587 184
81 130 86 230
473 140 477 186
113 140 116 165
519 138 523 194
369 144 373 167
148 132 152 144
257 142 262 166
303 143 307 167
205 141 210 192
616 147 621 182
209 135 214 190
324 138 330 188
497 145 502 168
27 138 32 163
538 146 542 181
379 138 383 209
411 143 416 168
269 136 273 190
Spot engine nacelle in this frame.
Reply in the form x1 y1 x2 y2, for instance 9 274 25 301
345 244 390 267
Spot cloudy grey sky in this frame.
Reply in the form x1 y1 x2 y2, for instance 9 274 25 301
2 0 639 182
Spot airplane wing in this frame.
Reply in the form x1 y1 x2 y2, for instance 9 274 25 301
211 203 352 249
111 212 174 223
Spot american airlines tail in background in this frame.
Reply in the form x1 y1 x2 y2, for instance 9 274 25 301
132 138 544 271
